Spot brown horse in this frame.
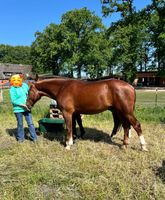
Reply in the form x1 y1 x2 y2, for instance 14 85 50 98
26 78 147 151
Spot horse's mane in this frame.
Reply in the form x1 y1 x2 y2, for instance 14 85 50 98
83 75 118 81
35 74 118 82
36 75 72 80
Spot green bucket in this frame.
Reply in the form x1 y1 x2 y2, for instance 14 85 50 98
38 118 65 133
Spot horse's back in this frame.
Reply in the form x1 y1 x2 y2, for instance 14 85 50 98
60 78 135 102
59 78 135 114
84 78 136 113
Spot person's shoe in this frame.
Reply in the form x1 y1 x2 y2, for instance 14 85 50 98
17 140 24 143
32 140 38 144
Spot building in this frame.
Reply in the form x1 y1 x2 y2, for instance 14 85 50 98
0 63 33 87
136 71 165 87
0 63 32 79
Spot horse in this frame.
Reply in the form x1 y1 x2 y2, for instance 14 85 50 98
26 77 147 151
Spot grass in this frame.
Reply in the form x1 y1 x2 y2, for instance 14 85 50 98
0 89 165 199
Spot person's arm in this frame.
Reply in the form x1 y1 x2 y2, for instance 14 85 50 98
19 104 30 110
20 83 30 110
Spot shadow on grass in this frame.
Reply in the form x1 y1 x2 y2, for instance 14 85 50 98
5 127 122 148
40 127 122 148
154 160 165 184
6 127 40 141
6 128 17 138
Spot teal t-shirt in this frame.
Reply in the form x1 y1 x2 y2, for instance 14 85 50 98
10 82 29 113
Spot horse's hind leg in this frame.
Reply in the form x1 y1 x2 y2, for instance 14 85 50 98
122 120 130 149
110 111 121 139
127 114 148 151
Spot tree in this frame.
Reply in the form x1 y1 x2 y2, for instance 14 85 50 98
102 0 153 82
102 0 165 81
31 8 108 78
83 31 112 78
60 8 106 78
102 0 137 82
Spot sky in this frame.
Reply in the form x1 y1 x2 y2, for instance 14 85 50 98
0 0 152 46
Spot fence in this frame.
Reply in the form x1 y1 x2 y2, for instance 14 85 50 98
135 88 165 107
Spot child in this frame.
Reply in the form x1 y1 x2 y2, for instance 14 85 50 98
9 74 37 142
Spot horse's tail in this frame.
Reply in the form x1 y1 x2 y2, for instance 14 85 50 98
117 123 122 132
133 87 136 111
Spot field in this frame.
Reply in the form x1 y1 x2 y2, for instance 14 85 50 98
0 89 165 199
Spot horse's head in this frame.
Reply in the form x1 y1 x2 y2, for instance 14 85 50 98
26 83 41 109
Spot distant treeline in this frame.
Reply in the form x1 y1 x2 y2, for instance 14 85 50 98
0 45 31 65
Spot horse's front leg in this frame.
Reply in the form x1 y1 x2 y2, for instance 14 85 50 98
63 111 73 150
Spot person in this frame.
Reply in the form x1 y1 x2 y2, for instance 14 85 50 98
9 74 37 142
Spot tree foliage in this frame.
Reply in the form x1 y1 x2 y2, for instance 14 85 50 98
102 0 165 82
0 45 31 65
103 0 148 82
149 0 165 71
31 8 111 78
31 24 63 74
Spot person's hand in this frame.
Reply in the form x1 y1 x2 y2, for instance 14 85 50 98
20 104 30 111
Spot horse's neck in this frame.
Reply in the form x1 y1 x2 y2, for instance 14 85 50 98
35 79 66 98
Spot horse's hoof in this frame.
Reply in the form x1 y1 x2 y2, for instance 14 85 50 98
79 133 85 140
73 135 77 140
121 145 127 150
141 145 148 152
65 145 71 150
109 136 114 143
109 139 114 144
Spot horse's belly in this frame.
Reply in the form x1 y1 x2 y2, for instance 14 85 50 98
76 94 111 114
76 104 110 114
80 109 108 115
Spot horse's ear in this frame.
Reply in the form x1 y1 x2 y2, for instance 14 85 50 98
35 74 39 81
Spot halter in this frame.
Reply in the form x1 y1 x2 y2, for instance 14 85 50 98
26 86 38 109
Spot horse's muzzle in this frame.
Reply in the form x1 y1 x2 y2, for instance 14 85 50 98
26 103 32 110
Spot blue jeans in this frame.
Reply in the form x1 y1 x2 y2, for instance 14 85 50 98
15 111 37 141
